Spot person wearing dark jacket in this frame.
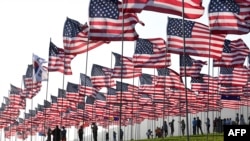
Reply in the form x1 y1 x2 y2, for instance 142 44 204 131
78 126 84 141
46 128 52 141
197 117 203 135
91 122 98 141
52 125 61 141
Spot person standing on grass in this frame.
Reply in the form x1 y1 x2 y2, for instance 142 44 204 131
205 118 210 134
169 119 175 136
113 131 117 141
162 120 168 137
197 117 203 135
78 126 83 141
192 117 197 135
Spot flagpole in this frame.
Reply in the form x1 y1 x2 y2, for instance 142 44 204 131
43 38 52 141
181 0 190 140
118 1 125 141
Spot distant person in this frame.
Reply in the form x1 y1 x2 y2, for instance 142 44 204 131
146 129 152 139
162 120 168 137
239 114 246 125
113 131 117 141
235 113 239 125
248 116 250 125
196 117 203 135
192 117 197 135
52 125 61 141
180 119 185 136
169 119 175 136
105 132 109 141
78 126 84 141
120 128 124 141
61 126 66 141
91 122 98 141
46 128 52 141
205 118 210 134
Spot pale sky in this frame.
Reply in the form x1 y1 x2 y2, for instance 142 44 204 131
0 0 249 141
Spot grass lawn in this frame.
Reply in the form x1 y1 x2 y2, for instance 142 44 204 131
135 133 224 141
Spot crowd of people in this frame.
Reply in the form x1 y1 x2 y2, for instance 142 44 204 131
45 114 250 141
46 125 67 141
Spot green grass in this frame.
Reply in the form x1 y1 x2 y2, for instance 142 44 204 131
135 134 223 141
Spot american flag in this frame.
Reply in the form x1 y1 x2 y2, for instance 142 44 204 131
106 88 118 103
138 73 164 95
145 0 204 19
48 41 75 75
214 39 250 67
9 84 25 109
156 67 185 89
219 84 243 95
85 96 95 113
191 74 219 94
208 0 250 35
112 52 142 78
23 65 42 98
57 88 71 109
79 73 97 97
116 81 139 102
220 94 241 109
91 64 115 88
180 54 207 77
66 82 81 103
167 17 226 59
95 92 107 107
123 0 204 19
88 0 144 41
63 17 109 55
219 66 248 86
133 38 171 68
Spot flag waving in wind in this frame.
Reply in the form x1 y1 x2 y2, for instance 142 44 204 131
167 17 226 59
32 53 48 82
123 0 204 19
208 0 250 35
63 17 109 55
88 0 144 41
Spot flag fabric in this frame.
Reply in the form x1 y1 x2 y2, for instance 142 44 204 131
180 54 207 77
191 74 219 94
123 0 204 19
91 64 115 88
138 73 164 95
66 82 81 103
116 81 139 102
63 17 109 55
32 53 48 82
88 0 144 41
48 41 75 75
95 92 107 107
79 73 98 97
208 0 250 35
156 67 185 90
133 38 171 68
220 94 241 109
23 65 42 98
221 94 240 101
219 66 248 86
112 52 142 78
219 84 243 95
167 17 226 59
213 39 250 67
146 0 204 19
106 88 118 103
